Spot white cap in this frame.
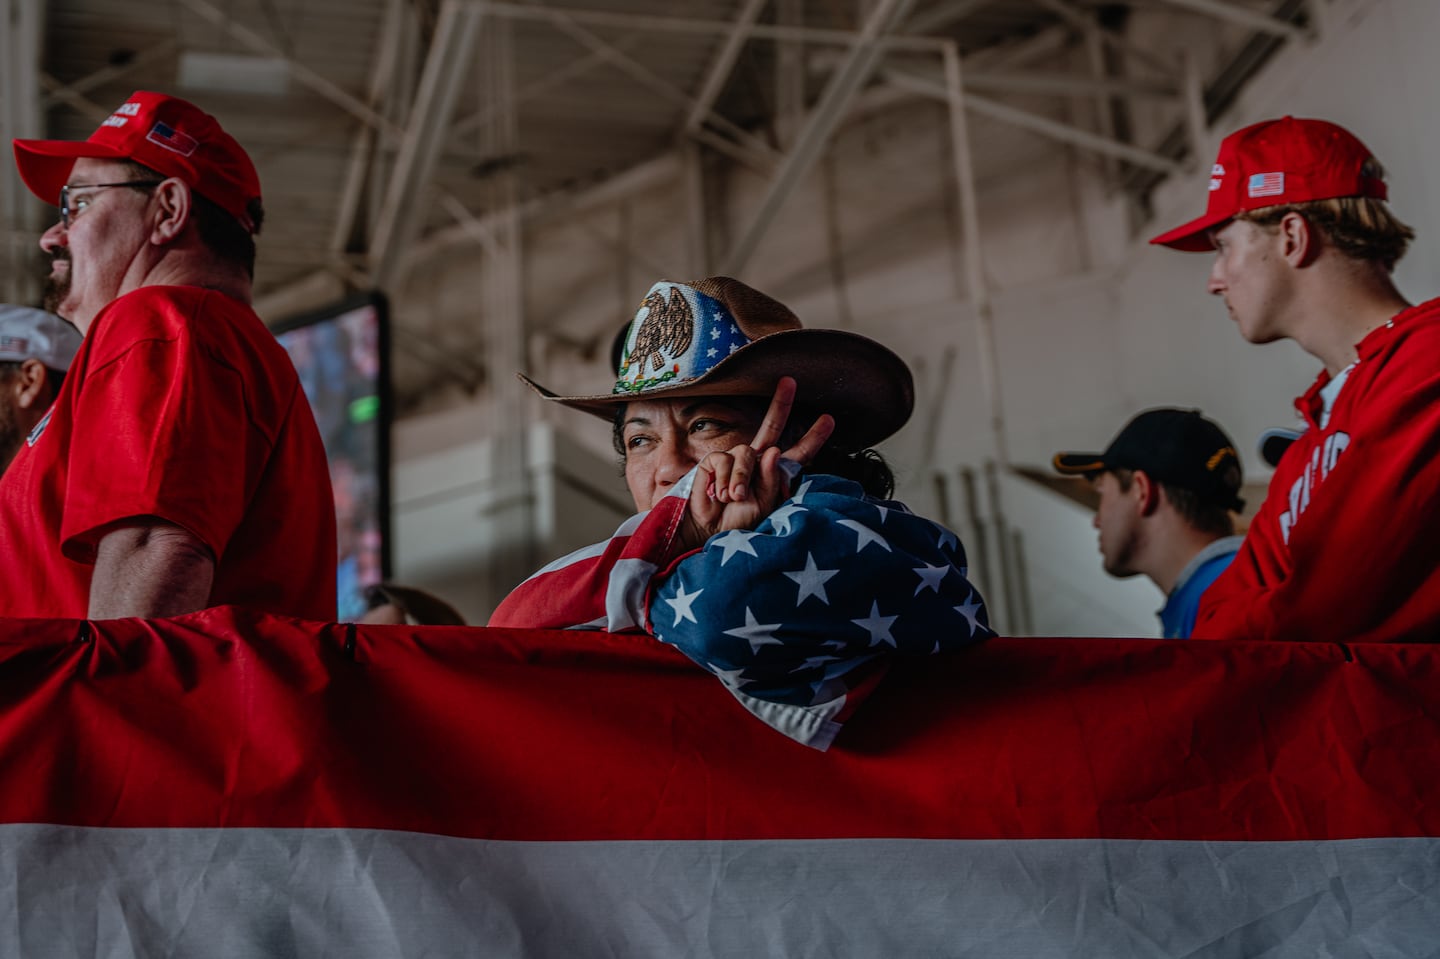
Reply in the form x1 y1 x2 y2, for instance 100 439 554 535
0 305 82 371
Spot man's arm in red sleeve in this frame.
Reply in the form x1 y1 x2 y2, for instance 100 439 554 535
1195 346 1440 643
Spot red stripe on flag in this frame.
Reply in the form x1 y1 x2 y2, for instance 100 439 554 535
0 606 1435 842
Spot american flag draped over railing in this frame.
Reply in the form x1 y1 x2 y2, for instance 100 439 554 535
491 468 993 748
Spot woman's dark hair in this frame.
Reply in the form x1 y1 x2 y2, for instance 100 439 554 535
611 400 896 500
362 582 468 626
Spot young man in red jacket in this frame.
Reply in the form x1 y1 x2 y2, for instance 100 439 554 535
1151 116 1437 642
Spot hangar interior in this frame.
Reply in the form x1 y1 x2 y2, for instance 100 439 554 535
4 0 1427 630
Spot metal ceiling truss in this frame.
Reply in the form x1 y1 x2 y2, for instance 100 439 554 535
25 0 1326 410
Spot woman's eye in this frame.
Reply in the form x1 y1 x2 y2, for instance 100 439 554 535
625 434 652 450
73 197 90 214
690 418 725 434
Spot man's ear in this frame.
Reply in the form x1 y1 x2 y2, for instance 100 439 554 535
13 359 51 411
1132 469 1161 518
149 178 192 245
1278 211 1319 267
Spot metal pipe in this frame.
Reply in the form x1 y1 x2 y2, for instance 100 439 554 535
1181 49 1209 173
685 0 769 133
943 40 1016 628
369 0 485 290
722 0 922 273
1149 0 1307 39
886 65 1185 174
941 42 1007 470
471 1 947 52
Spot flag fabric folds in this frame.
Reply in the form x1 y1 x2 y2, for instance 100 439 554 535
0 606 1437 956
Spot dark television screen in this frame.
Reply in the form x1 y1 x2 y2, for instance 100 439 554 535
273 293 391 621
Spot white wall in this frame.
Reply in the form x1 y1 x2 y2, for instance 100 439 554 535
386 0 1437 633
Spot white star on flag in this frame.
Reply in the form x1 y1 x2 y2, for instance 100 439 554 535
710 663 753 689
876 505 889 524
664 584 703 626
784 553 840 606
839 519 891 554
713 529 760 566
728 342 740 354
768 503 805 536
852 601 899 647
723 608 785 653
912 563 949 595
710 327 722 340
706 347 718 358
936 526 959 552
792 653 840 673
792 480 812 503
954 591 986 635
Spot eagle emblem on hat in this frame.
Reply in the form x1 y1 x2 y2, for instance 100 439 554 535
630 286 694 374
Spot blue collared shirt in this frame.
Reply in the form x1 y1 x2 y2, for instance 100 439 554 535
1159 535 1245 639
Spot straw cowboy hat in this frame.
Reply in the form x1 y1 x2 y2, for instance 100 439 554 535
520 276 914 451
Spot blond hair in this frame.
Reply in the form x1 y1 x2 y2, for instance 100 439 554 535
1236 159 1415 270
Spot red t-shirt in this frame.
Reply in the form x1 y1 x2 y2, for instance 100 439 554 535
0 285 337 620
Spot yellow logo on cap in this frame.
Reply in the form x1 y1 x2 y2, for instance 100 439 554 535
1206 447 1237 471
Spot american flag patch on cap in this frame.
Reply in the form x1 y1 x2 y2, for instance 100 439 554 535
147 122 200 157
1248 171 1285 197
0 336 28 353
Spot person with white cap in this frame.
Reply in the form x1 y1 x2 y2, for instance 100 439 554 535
491 277 992 749
2 91 336 621
0 305 81 473
1151 116 1440 643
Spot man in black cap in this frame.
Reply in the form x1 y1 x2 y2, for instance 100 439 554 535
1054 409 1246 638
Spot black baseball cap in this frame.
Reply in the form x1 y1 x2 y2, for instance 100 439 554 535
1258 426 1304 468
1053 408 1245 512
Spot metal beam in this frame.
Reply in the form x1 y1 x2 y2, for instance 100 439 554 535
684 0 768 134
177 0 398 138
401 151 684 292
1181 49 1208 172
500 0 777 164
1031 0 1175 76
962 70 1178 100
41 40 178 109
904 0 991 35
808 52 1182 99
880 67 1184 174
722 0 923 274
2 0 43 303
329 0 411 256
1150 0 1307 39
775 0 805 148
450 39 642 139
474 2 947 53
38 74 110 122
369 0 485 290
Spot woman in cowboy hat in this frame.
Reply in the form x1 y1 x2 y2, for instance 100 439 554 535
491 277 991 749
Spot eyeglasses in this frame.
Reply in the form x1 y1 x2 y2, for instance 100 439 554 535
59 180 166 228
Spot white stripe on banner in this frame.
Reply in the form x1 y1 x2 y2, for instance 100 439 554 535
1 826 1436 957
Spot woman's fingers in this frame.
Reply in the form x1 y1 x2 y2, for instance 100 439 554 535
783 413 835 467
699 446 762 503
750 376 797 452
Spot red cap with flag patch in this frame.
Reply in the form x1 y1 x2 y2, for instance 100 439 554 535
1149 116 1387 252
13 90 261 233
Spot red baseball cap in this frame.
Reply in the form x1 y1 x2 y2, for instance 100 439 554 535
1149 116 1387 252
13 90 261 233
